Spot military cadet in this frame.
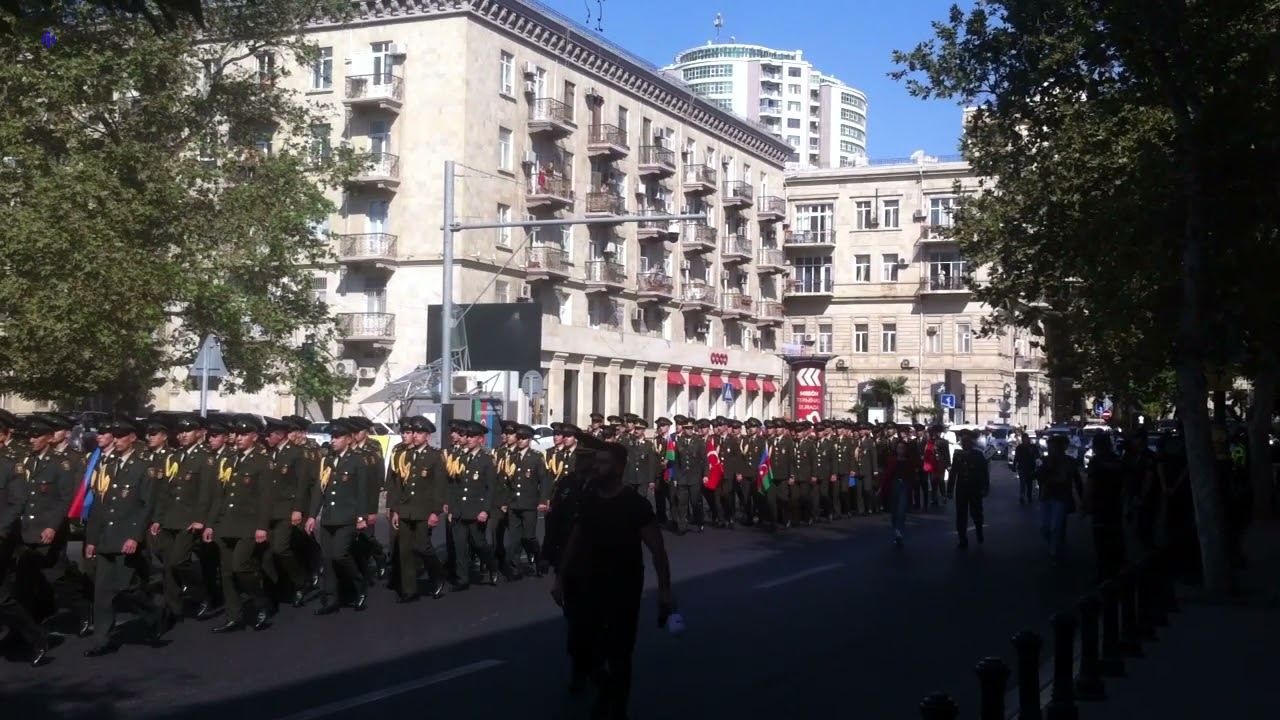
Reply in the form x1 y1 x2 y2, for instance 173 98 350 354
80 418 167 656
588 413 605 437
830 422 854 520
0 408 27 463
738 419 766 527
308 419 370 614
855 423 880 514
448 421 501 589
0 409 49 666
492 420 520 571
947 430 990 548
387 416 448 602
500 425 549 578
283 415 323 591
651 418 672 521
621 418 654 503
542 422 584 573
347 417 389 581
13 416 77 627
442 418 468 583
206 415 273 633
261 417 311 607
672 418 707 534
383 417 415 591
715 419 740 527
36 413 83 472
148 413 218 624
788 421 815 526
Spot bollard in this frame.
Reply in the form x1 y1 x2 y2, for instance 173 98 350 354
1075 596 1107 701
975 656 1010 720
1045 612 1080 720
1135 558 1160 638
1012 630 1044 720
1119 567 1145 657
1098 580 1126 677
919 692 959 720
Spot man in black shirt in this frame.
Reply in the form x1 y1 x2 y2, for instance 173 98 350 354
553 431 674 720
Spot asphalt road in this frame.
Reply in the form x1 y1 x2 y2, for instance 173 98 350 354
1 465 1101 719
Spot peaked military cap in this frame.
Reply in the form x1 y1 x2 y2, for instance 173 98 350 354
606 415 622 424
633 418 649 429
26 416 58 436
744 418 761 429
463 421 488 437
673 415 689 425
264 417 292 434
284 415 311 431
174 413 205 432
598 426 618 440
515 424 535 439
794 420 812 431
33 412 75 431
143 416 171 434
655 417 672 428
347 416 374 431
589 413 604 422
559 423 582 436
206 413 233 435
328 419 356 438
499 420 519 434
230 414 264 434
695 418 711 429
550 422 566 434
107 417 141 437
0 409 19 430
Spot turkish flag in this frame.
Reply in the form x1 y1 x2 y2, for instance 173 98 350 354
704 435 724 490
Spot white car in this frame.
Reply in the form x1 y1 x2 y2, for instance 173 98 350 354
530 424 556 453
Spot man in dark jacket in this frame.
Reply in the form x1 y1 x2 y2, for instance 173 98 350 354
947 430 990 548
672 418 708 534
309 419 370 614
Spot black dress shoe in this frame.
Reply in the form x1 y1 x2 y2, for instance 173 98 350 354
76 621 94 638
350 594 368 612
291 590 306 608
314 603 340 616
429 581 447 599
211 620 243 634
396 593 419 604
309 574 321 590
252 609 270 630
31 647 50 667
484 572 499 586
84 644 116 657
194 602 220 621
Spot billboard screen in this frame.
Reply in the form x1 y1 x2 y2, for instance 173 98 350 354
426 303 542 372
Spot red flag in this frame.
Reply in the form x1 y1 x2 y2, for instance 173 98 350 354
704 435 723 490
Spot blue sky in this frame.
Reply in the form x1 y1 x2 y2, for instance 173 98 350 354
535 0 970 159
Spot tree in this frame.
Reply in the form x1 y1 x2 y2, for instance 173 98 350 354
902 404 940 425
894 0 1280 594
867 376 910 422
1 1 204 37
0 1 358 411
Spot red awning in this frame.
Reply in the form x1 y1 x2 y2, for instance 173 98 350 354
746 377 760 393
666 368 685 386
763 378 778 394
688 371 705 388
728 374 744 391
709 373 724 390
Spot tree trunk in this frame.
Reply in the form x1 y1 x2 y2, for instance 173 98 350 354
1247 353 1279 525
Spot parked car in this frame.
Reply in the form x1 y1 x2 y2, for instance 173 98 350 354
986 424 1012 459
530 424 556 453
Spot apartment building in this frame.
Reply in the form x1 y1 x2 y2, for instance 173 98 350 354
781 158 1051 428
665 43 868 169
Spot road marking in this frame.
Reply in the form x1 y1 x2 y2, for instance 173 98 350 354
274 659 505 720
754 563 842 589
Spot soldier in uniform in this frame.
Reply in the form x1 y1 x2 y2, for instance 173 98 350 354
387 416 448 602
447 421 500 589
788 421 815 525
82 418 167 656
197 414 235 615
854 423 880 514
347 417 388 582
588 413 605 437
148 413 218 624
491 420 520 572
206 415 274 633
651 418 672 521
831 421 854 520
947 430 990 548
13 417 77 626
500 425 549 579
0 408 27 462
622 418 654 505
309 419 370 614
282 416 323 592
0 409 49 666
259 417 312 607
715 419 740 527
672 418 707 534
737 419 765 527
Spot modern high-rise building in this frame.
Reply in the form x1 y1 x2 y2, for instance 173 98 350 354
665 43 868 169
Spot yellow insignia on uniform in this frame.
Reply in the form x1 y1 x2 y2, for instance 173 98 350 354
218 460 233 485
320 462 332 489
165 456 179 480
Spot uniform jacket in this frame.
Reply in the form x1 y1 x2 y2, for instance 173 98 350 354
769 435 795 482
268 442 313 520
814 436 835 479
354 444 384 515
947 447 990 497
505 447 547 510
448 448 495 519
855 436 879 478
210 447 273 539
492 444 520 508
622 436 655 488
19 449 76 543
795 436 818 481
388 445 447 520
311 448 368 525
154 444 217 530
85 450 153 551
1 453 26 537
674 434 707 486
737 434 766 481
719 434 742 481
833 436 855 475
387 442 413 490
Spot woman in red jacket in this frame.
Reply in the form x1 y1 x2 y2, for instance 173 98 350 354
881 439 918 547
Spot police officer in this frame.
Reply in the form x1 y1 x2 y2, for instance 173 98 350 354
148 413 217 623
448 421 500 589
308 419 370 614
206 415 273 633
673 418 707 534
261 417 311 606
387 416 448 602
947 430 990 548
501 425 549 578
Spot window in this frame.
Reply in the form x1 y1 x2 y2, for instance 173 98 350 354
795 203 833 241
840 125 867 142
926 325 942 353
840 108 867 124
853 324 869 353
881 253 900 281
881 199 900 229
787 83 802 94
371 42 393 83
930 197 957 227
840 141 858 154
311 47 332 90
494 279 510 304
787 101 801 112
682 64 733 80
557 290 571 325
791 256 832 293
882 323 897 353
690 81 734 96
788 66 802 77
496 204 512 247
500 51 514 95
818 323 833 354
786 118 801 129
791 323 807 345
854 200 873 230
498 127 513 171
307 124 331 163
786 135 801 148
841 92 867 109
563 81 576 119
853 254 871 283
256 52 275 84
310 275 328 304
956 323 973 353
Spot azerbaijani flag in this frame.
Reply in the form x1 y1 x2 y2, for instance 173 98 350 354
756 442 773 492
704 435 723 491
663 432 677 482
67 448 101 521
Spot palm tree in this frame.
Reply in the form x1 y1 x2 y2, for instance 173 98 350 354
902 404 941 425
867 376 910 422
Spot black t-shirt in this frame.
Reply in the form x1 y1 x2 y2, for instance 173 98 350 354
573 486 655 584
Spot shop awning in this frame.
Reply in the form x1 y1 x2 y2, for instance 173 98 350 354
746 377 760 393
763 378 778 394
709 373 724 390
666 368 685 386
688 371 705 388
728 374 744 391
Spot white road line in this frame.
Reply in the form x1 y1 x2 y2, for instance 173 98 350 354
754 563 842 589
274 659 506 720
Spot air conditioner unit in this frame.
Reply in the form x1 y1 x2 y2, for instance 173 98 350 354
835 358 848 370
388 43 408 56
451 377 470 394
523 61 538 76
897 259 910 268
912 210 927 222
522 150 538 166
334 359 357 376
900 358 913 370
519 283 533 300
356 366 377 380
803 333 816 343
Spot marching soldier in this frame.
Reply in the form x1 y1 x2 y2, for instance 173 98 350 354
738 419 765 526
384 417 414 591
0 409 28 463
448 422 501 589
262 417 311 607
672 418 707 534
855 423 880 514
588 413 606 437
492 420 520 571
14 417 77 626
283 415 323 592
347 417 389 582
206 415 273 633
622 418 654 503
540 422 580 575
790 421 816 526
148 413 217 624
500 425 548 579
831 421 854 520
716 419 740 527
0 409 49 666
387 416 448 602
308 419 370 614
947 430 990 548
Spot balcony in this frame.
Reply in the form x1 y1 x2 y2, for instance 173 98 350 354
718 291 753 319
920 262 970 294
335 233 398 270
783 229 835 250
720 235 751 264
756 299 785 326
336 313 395 348
682 164 717 195
526 173 574 210
637 212 679 241
343 75 403 113
1015 355 1047 373
525 246 571 282
758 102 782 117
756 195 786 222
585 191 626 218
756 248 787 273
528 98 576 137
679 280 716 312
920 224 957 243
350 153 400 190
587 124 629 157
636 271 674 303
723 181 754 209
784 278 834 298
638 145 676 176
584 259 627 293
682 224 717 254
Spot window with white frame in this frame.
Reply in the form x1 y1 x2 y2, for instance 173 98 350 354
790 323 807 346
881 199 900 229
818 323 833 354
256 52 275 84
956 322 973 353
496 204 512 247
788 83 802 94
853 324 869 353
787 101 801 112
854 200 873 229
926 324 942 353
500 51 514 95
930 196 957 227
786 118 801 129
853 254 871 283
311 47 332 90
881 253 900 281
840 141 858 154
788 66 802 77
498 127 513 171
786 135 801 148
882 323 897 353
494 279 510 304
310 275 328 304
795 203 833 241
791 256 832 293
682 64 733 80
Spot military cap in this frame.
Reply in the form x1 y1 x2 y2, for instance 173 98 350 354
0 409 19 430
206 413 232 435
633 418 649 429
575 431 627 464
712 416 727 427
174 413 205 432
284 415 311 431
606 415 622 424
107 417 140 437
144 416 171 434
589 413 604 422
328 418 356 438
26 416 58 436
655 417 672 428
762 419 774 429
550 422 565 434
673 415 688 425
559 422 582 436
695 419 711 429
515 424 536 439
33 412 75 431
745 418 761 429
623 413 640 423
913 423 926 432
729 420 742 429
417 417 437 434
397 416 412 429
499 420 519 434
464 421 488 437
794 420 812 431
598 426 618 441
230 414 264 435
264 417 292 434
448 419 468 433
348 416 374 431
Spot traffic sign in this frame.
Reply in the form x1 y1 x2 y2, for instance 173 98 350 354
189 335 227 378
722 383 736 403
940 393 956 410
520 370 543 398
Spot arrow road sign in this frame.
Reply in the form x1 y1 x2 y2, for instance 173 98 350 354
796 367 822 386
940 393 956 410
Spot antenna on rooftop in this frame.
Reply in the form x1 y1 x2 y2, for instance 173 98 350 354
714 13 723 43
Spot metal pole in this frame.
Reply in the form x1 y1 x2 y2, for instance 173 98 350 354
199 359 209 417
442 160 455 409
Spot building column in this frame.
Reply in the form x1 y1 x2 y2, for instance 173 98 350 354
656 364 671 419
605 359 622 416
578 356 597 426
631 362 647 418
546 354 567 424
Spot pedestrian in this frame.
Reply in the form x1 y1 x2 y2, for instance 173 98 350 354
1084 433 1125 582
553 432 674 720
922 426 950 509
1013 431 1038 504
947 430 989 548
881 439 917 547
1038 435 1083 564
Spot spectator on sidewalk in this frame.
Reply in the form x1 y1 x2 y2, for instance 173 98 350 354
1014 431 1038 504
881 439 918 548
1039 435 1083 564
1085 433 1125 582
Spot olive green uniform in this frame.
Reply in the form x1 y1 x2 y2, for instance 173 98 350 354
84 450 160 645
388 444 447 596
311 449 369 601
151 443 217 613
210 447 273 622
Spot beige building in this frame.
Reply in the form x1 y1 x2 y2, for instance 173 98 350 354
781 157 1050 427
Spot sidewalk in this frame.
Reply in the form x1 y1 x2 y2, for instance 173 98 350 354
1080 524 1280 720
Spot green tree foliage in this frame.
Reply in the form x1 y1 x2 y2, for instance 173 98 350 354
0 0 358 410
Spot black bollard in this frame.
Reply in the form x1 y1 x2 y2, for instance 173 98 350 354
1045 613 1079 720
1012 630 1044 720
1075 596 1107 701
1119 567 1145 657
976 656 1010 720
1098 580 1126 677
1136 558 1160 638
919 692 959 720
